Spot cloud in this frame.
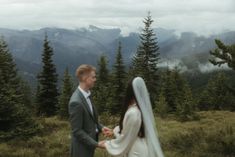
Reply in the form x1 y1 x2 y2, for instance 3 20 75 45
0 0 234 36
198 62 229 73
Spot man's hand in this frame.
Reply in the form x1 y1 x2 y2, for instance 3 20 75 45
97 140 106 149
102 127 113 137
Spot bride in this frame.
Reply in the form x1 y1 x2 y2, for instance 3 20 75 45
100 77 164 157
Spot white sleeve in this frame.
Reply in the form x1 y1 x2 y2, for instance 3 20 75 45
105 107 142 157
113 126 121 138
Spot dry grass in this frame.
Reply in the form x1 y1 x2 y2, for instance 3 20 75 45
0 111 234 157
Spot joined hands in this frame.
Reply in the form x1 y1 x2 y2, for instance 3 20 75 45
98 140 106 149
97 126 113 149
102 127 113 137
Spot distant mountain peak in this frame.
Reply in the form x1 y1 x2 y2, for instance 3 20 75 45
88 25 100 31
0 27 235 81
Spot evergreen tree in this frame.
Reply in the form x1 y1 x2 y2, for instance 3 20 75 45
97 55 109 83
132 12 160 106
158 67 197 120
0 38 39 140
58 67 74 119
160 68 181 112
209 39 235 71
199 73 235 111
93 55 111 113
209 39 235 97
20 80 33 110
110 42 126 115
155 90 169 118
34 84 40 114
176 83 198 121
36 34 58 116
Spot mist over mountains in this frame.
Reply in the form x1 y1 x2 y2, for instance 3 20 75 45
0 25 235 85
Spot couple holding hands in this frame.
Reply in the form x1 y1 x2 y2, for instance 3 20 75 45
68 64 164 157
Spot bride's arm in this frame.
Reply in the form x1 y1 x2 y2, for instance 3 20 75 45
113 126 120 138
105 107 142 156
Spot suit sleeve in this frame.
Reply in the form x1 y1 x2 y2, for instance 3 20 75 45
69 102 98 149
97 124 104 133
92 102 104 133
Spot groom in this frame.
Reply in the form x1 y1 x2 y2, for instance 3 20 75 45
68 64 111 157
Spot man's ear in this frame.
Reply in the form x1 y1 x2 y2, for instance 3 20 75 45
82 74 89 82
79 75 85 83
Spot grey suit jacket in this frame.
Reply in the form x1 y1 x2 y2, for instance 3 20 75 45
68 88 103 157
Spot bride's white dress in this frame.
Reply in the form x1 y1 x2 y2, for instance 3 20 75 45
105 105 148 157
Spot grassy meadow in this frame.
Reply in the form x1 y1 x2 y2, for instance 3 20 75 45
0 111 234 157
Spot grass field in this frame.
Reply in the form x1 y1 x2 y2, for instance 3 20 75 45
0 111 234 157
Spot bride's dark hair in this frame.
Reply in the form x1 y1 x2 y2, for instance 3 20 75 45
118 78 145 138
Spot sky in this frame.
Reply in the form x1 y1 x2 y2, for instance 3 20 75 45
0 0 235 36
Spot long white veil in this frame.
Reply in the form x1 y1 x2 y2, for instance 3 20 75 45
132 77 164 157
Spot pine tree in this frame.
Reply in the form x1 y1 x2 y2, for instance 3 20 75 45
110 42 126 115
34 84 40 114
93 55 111 113
97 55 109 83
0 38 39 140
209 39 235 97
199 72 235 111
176 83 198 121
155 90 169 118
209 39 235 71
36 34 58 116
20 80 33 110
160 68 180 112
132 12 160 106
58 67 74 119
158 67 197 120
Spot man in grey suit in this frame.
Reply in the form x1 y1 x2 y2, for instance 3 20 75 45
68 64 111 157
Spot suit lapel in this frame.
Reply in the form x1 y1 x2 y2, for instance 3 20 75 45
89 96 98 122
76 89 96 121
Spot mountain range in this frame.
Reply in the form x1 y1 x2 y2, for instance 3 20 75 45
0 25 234 86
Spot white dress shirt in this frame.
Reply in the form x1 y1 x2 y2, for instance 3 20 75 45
78 86 93 115
78 86 99 133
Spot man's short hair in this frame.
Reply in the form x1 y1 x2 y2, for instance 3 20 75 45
76 64 96 82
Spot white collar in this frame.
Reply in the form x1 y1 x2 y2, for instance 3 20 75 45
78 86 91 99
